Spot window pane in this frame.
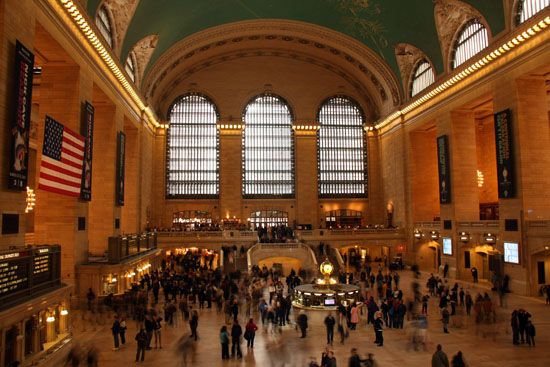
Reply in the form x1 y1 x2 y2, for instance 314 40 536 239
125 54 135 82
95 6 113 48
318 96 367 197
242 94 294 196
518 0 549 24
452 19 488 69
411 60 435 97
166 94 219 197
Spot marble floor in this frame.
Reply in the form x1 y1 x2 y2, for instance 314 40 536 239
70 271 550 367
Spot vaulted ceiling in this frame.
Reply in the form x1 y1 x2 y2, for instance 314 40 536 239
86 0 506 84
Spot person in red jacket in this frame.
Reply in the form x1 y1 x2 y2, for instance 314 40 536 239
244 318 258 348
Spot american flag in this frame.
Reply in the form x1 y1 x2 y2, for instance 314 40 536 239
38 116 85 197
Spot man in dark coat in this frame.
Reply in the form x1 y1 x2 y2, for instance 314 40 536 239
230 319 243 358
431 344 449 367
517 309 531 343
348 348 366 367
511 310 520 345
374 311 384 346
324 313 336 345
297 311 308 338
135 328 147 362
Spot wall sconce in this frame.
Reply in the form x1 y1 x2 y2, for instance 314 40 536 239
46 316 55 323
60 309 69 316
110 277 117 283
414 229 422 239
430 231 439 240
484 233 496 243
459 232 469 242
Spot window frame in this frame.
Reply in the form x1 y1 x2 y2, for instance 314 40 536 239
165 93 220 199
515 0 549 25
95 5 114 49
125 52 137 83
241 93 295 199
410 59 435 98
317 95 368 198
450 19 489 70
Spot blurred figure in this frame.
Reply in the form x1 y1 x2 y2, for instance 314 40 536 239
86 346 99 367
431 344 449 367
451 351 466 367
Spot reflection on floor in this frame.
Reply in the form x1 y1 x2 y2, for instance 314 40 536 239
70 271 549 367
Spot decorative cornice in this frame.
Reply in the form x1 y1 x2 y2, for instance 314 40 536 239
53 0 160 128
375 15 550 133
142 20 402 109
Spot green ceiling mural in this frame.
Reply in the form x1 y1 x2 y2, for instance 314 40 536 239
87 0 505 86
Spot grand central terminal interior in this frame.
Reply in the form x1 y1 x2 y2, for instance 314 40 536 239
0 1 549 366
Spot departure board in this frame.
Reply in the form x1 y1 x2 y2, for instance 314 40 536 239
0 246 61 309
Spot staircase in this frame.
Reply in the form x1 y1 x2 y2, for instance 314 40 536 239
309 243 343 275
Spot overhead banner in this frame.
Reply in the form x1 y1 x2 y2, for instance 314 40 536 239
437 135 451 204
8 40 34 190
115 131 125 206
80 102 94 201
494 109 515 198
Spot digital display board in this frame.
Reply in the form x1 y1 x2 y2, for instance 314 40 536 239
0 246 61 310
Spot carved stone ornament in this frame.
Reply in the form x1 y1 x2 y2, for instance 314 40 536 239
433 0 487 71
101 0 140 57
394 43 431 95
130 34 159 87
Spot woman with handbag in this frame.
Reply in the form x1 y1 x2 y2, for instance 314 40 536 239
245 318 258 348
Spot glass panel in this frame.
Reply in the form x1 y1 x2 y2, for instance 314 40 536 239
518 0 549 24
411 60 435 97
95 6 113 48
452 19 488 69
317 96 367 196
166 94 219 197
242 94 294 196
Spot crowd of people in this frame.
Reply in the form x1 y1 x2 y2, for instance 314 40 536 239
61 245 542 367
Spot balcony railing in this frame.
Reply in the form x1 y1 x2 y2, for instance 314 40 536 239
104 232 158 263
413 221 441 229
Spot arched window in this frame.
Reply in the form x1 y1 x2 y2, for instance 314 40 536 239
242 94 294 197
516 0 549 24
96 5 114 48
166 94 219 198
410 60 435 97
125 52 136 82
451 19 489 69
317 96 367 197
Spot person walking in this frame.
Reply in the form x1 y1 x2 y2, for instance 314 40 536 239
144 315 154 350
190 310 199 341
431 344 449 367
135 328 147 363
111 315 120 351
153 315 162 349
451 351 466 367
230 319 243 358
465 292 473 316
348 348 366 367
441 307 450 333
511 310 520 345
244 318 258 348
374 311 384 346
526 320 536 346
297 311 308 338
324 313 336 345
350 304 359 330
517 309 531 344
220 325 230 360
471 267 478 283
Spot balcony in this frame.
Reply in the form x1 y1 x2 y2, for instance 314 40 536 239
296 227 405 241
156 230 259 247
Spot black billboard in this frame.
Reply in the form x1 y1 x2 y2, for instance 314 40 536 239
494 109 515 198
80 101 94 201
116 131 125 206
8 40 34 190
437 135 451 204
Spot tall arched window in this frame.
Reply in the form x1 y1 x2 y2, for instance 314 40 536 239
166 94 219 198
410 60 435 97
242 94 294 197
125 52 136 83
95 6 114 48
516 0 549 24
451 19 489 69
318 96 367 197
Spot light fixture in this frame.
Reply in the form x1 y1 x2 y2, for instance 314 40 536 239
111 277 117 283
477 170 484 187
25 186 36 213
60 309 69 316
430 231 439 240
484 233 495 243
459 232 469 242
46 316 55 323
414 229 422 239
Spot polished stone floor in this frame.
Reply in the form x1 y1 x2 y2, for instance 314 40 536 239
70 271 550 367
